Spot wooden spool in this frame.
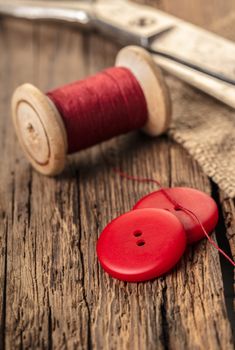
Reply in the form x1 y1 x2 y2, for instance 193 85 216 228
11 46 171 175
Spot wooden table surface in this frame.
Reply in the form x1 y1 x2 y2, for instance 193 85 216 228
0 1 234 349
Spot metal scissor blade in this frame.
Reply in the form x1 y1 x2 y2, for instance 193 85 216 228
0 0 175 43
1 0 235 109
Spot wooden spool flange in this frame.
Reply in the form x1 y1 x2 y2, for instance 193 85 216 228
116 46 171 136
11 46 171 175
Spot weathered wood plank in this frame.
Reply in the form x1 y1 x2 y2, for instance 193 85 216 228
0 0 234 348
0 19 9 349
0 20 90 349
0 19 46 349
0 19 39 349
169 143 233 349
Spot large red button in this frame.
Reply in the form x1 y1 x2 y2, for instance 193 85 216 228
133 187 218 244
97 208 186 282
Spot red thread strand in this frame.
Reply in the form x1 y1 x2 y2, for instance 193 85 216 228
47 67 148 153
113 169 235 267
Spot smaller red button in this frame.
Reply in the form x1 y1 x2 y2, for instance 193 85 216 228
97 208 186 282
133 187 218 244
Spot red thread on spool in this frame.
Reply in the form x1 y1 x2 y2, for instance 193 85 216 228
113 169 235 267
47 67 148 153
12 46 171 175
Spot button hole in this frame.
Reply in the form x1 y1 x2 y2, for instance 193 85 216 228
174 206 181 211
136 240 145 246
133 230 142 237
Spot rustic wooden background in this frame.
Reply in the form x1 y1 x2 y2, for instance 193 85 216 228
0 0 235 349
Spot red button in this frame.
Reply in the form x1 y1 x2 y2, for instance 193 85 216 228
133 187 218 244
97 208 186 282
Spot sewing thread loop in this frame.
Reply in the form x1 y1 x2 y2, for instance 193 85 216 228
114 169 235 267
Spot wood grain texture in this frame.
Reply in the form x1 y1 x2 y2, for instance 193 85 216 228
0 1 234 349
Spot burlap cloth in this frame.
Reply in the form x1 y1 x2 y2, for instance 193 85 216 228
167 74 235 197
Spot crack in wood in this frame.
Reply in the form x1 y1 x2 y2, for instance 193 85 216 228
211 181 235 340
0 219 8 350
160 283 169 350
76 169 92 350
47 301 53 350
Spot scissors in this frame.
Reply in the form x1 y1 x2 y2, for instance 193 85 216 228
1 0 235 109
